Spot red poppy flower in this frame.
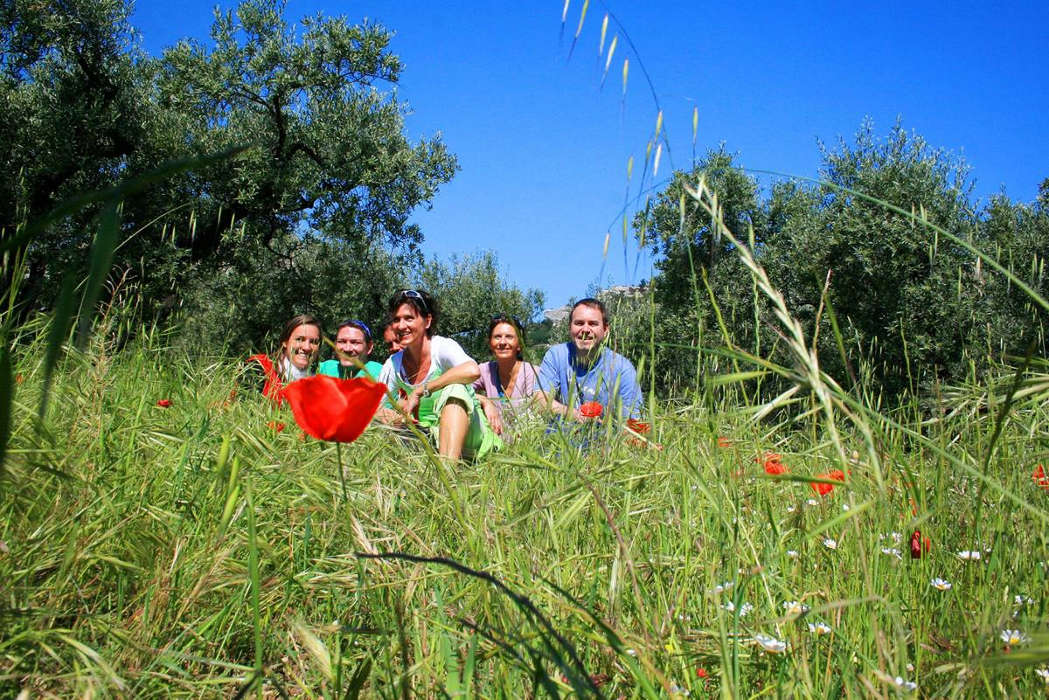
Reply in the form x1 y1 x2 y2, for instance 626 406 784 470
1033 464 1049 491
810 469 845 496
627 419 650 434
156 399 172 408
910 529 931 559
696 667 709 679
247 353 286 405
757 452 787 475
282 375 387 442
579 401 603 418
267 421 286 433
717 436 732 448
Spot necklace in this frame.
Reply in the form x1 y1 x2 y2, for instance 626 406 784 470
402 352 431 386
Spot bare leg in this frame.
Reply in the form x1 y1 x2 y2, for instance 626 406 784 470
438 399 470 459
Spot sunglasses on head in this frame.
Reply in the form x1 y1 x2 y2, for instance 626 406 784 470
338 319 372 342
491 314 524 330
396 289 429 315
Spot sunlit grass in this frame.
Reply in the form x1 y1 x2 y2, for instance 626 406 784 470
2 326 1047 697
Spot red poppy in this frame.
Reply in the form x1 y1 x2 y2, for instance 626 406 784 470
717 436 732 448
696 667 709 679
156 399 172 408
579 402 603 418
282 375 387 442
1033 464 1049 491
247 353 286 405
811 469 845 497
267 421 286 433
627 419 650 434
910 529 931 559
757 452 787 475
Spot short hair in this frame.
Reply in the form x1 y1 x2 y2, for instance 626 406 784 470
388 289 438 337
570 298 608 325
336 319 372 344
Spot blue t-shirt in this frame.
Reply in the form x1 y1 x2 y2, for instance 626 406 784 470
537 343 642 419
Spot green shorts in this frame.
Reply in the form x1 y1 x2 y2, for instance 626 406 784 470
416 383 502 459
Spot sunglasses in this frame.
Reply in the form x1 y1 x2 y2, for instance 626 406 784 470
490 314 524 330
396 289 429 315
338 319 372 342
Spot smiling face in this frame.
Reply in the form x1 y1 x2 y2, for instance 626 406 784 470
383 324 403 353
392 303 431 350
336 325 372 366
489 322 521 361
569 304 608 358
282 323 321 370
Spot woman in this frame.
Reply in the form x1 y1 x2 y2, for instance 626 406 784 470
375 290 499 459
473 314 539 436
247 314 322 402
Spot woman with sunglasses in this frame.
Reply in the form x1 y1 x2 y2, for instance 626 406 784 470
318 319 383 380
375 290 500 459
473 315 539 436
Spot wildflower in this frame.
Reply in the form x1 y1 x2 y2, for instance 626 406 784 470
579 401 603 418
890 676 917 692
15 374 24 384
267 421 286 433
910 530 930 559
842 504 850 511
247 353 287 405
282 375 387 442
823 538 838 550
882 547 902 560
739 602 754 617
156 399 172 407
786 550 799 558
1036 668 1049 684
709 581 734 595
695 667 709 679
930 577 952 591
811 469 845 497
753 633 787 653
956 550 981 561
805 498 819 507
757 452 787 475
668 683 689 697
783 600 809 618
1033 464 1049 490
1000 629 1029 646
807 621 831 637
717 436 732 448
1014 595 1033 606
786 504 797 513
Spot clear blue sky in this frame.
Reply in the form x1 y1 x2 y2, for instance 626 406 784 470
132 1 1049 312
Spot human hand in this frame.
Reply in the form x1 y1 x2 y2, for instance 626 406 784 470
482 400 504 435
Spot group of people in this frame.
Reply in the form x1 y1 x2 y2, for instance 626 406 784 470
255 290 643 460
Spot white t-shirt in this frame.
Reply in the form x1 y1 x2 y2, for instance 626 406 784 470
378 335 474 404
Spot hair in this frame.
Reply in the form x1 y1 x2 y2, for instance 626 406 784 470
336 319 372 344
388 289 437 337
570 297 609 325
488 314 526 360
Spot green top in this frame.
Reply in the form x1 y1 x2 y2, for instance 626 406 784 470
317 359 383 381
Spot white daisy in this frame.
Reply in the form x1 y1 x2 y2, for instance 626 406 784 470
1000 629 1029 645
1035 668 1049 684
786 549 799 558
709 581 734 595
956 550 981 561
890 676 917 691
1014 594 1033 607
783 600 809 618
823 538 838 550
881 547 902 559
930 577 952 591
807 621 832 636
753 633 787 653
806 498 819 507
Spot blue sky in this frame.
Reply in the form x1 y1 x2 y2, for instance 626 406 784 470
132 1 1049 313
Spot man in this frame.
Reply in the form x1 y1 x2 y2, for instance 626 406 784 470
318 319 383 380
536 298 642 421
383 320 403 354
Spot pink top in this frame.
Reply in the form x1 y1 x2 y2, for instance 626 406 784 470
473 361 539 410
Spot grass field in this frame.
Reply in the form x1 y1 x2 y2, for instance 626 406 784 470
2 315 1049 698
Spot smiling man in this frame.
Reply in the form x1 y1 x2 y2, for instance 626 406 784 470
536 298 642 421
318 319 383 380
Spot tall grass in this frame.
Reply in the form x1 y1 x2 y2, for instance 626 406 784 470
2 305 1047 696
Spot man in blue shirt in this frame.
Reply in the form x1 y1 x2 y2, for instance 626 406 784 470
536 298 642 421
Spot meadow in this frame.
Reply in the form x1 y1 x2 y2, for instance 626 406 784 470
3 286 1049 699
